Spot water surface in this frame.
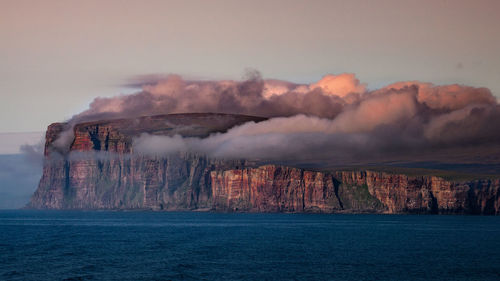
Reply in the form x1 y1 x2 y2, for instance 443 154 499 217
1 211 499 280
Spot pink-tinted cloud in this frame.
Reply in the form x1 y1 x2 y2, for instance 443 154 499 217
309 73 366 97
381 81 496 110
49 72 499 166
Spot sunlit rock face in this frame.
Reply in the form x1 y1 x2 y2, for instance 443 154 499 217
27 113 500 214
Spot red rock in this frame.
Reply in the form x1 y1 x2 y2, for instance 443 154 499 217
28 113 500 214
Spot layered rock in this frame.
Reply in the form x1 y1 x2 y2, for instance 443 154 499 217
29 113 264 210
28 113 500 214
210 167 499 214
336 170 499 214
210 166 342 212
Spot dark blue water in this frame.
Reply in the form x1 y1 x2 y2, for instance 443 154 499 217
1 211 499 281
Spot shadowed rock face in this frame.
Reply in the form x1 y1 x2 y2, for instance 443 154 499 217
29 113 265 210
28 113 500 214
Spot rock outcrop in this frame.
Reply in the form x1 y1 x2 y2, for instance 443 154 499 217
27 113 500 214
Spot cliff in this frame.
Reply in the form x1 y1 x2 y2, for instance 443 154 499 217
211 167 499 214
28 113 500 214
29 113 265 210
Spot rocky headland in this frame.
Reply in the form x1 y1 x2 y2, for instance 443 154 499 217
27 113 500 214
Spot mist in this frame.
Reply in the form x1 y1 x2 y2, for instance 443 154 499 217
0 146 44 209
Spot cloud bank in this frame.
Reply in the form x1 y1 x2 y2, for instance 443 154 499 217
72 71 351 123
53 71 498 166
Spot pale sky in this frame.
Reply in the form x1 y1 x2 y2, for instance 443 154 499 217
0 132 43 154
1 0 499 133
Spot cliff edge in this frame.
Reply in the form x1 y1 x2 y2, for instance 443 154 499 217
27 113 500 214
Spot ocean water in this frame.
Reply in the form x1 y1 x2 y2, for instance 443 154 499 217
0 211 499 281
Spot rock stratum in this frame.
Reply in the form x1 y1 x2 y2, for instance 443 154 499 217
28 113 500 214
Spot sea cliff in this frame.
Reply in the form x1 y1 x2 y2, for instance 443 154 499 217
28 113 500 214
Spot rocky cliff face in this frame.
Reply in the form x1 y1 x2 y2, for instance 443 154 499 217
28 113 500 214
210 167 499 214
29 113 264 210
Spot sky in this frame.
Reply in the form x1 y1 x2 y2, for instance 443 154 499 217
0 0 499 208
1 0 500 137
0 132 43 154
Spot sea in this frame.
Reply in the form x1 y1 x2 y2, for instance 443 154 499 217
0 211 499 281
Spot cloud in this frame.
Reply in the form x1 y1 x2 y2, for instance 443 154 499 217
20 141 44 167
309 73 366 97
330 87 419 133
379 81 496 110
70 71 361 125
132 94 500 165
48 71 499 166
132 117 380 164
